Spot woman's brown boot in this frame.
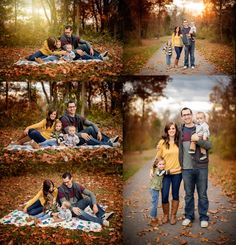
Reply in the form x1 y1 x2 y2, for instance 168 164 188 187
15 135 31 145
162 202 169 223
170 200 179 225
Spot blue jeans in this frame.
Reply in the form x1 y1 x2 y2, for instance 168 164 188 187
174 46 183 60
27 51 48 61
161 173 182 203
182 168 209 221
39 138 58 147
184 42 195 67
166 55 171 65
42 55 59 62
27 200 43 216
34 212 51 220
73 197 105 225
28 129 46 143
78 126 112 146
150 188 159 218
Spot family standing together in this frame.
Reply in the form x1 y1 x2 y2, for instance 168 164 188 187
163 19 196 69
149 107 211 228
24 172 114 226
26 25 108 63
15 100 120 148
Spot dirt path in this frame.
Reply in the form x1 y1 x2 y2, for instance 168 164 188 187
139 45 224 75
123 159 236 245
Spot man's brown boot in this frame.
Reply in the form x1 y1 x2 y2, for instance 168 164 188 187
162 202 169 223
170 200 179 225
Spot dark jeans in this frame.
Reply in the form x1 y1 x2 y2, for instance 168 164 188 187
28 128 46 143
184 42 195 67
73 197 105 224
162 173 182 203
74 52 102 61
27 199 43 216
174 46 183 60
77 126 112 146
182 168 209 221
27 51 47 61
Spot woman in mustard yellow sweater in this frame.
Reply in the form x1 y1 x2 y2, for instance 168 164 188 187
171 26 183 67
23 179 58 216
16 109 58 144
27 37 67 61
156 122 182 225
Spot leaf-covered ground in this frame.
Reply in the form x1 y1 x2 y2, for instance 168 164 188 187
0 171 123 244
0 42 123 81
0 127 123 177
196 40 235 75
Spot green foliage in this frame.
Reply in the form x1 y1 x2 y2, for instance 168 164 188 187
197 25 217 42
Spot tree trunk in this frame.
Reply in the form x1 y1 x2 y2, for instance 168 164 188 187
102 82 108 112
27 82 32 102
73 0 80 35
5 82 9 111
80 81 86 116
87 82 92 110
41 82 50 104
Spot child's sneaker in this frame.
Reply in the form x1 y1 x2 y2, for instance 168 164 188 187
188 149 195 154
200 154 207 161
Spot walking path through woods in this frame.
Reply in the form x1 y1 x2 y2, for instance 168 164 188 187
123 157 236 245
139 44 224 75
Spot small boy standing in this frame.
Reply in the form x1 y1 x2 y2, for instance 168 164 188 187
189 111 210 160
163 40 172 69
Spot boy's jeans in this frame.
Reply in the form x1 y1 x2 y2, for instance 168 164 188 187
166 55 171 66
182 168 209 221
150 188 159 218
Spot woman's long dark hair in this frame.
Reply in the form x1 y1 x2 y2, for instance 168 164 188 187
46 109 57 129
174 26 182 36
47 37 57 51
43 179 54 197
161 122 179 149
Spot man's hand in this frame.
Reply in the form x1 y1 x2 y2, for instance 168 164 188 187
23 207 27 213
93 204 98 214
76 49 85 56
191 133 200 142
97 131 102 141
90 48 94 56
80 133 92 141
72 207 81 215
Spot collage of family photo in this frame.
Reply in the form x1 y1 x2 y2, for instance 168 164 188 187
0 0 235 244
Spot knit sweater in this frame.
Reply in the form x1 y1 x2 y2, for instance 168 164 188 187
163 44 172 56
26 119 56 139
171 33 183 47
150 168 164 190
24 188 58 210
156 139 181 174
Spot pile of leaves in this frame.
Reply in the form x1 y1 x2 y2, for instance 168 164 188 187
196 40 234 74
0 42 123 81
0 172 123 244
209 154 236 201
0 127 123 177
